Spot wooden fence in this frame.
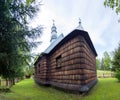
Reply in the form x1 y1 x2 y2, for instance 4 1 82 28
97 72 115 78
0 78 22 88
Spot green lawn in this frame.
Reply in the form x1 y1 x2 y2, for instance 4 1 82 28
0 78 120 100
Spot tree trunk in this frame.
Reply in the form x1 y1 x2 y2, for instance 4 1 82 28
16 78 19 82
12 78 15 85
6 79 8 87
9 79 12 87
0 79 1 86
9 79 13 87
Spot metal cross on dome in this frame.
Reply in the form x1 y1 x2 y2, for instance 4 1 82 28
79 18 81 24
76 18 84 30
52 19 55 25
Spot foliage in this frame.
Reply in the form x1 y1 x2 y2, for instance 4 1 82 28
1 78 120 100
0 0 42 79
104 0 120 14
115 68 120 81
100 58 104 70
103 51 111 70
24 66 34 76
96 58 101 69
112 43 120 81
112 44 120 69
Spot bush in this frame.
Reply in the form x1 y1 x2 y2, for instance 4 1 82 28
115 68 120 81
112 43 120 81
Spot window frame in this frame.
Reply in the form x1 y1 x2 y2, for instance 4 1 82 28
56 55 62 68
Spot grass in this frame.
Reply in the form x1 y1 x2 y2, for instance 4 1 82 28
0 78 120 100
84 78 120 100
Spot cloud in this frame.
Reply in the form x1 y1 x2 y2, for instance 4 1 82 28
30 0 120 59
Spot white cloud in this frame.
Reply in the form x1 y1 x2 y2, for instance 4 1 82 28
30 0 120 59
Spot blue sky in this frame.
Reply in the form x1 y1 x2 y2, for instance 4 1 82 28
30 0 120 59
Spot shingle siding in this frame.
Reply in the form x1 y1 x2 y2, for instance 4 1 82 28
34 29 97 92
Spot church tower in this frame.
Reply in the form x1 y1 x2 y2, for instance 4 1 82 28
50 20 57 43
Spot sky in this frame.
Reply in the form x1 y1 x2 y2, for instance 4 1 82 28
30 0 120 59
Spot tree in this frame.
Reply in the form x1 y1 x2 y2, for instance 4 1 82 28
112 44 120 70
24 65 34 78
104 0 120 22
96 58 101 70
100 58 104 70
0 0 42 85
104 0 120 14
103 51 111 70
112 43 120 81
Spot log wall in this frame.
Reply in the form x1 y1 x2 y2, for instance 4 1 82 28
48 35 97 90
34 55 48 84
34 34 97 92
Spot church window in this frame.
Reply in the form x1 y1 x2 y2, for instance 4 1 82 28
56 55 62 68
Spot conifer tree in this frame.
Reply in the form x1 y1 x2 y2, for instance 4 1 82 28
0 0 42 82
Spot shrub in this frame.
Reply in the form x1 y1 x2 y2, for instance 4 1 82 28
115 68 120 81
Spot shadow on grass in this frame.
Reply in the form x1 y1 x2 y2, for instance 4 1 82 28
0 88 11 93
35 81 86 96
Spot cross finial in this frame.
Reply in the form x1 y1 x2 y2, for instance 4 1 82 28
76 18 84 30
52 19 55 25
79 18 81 24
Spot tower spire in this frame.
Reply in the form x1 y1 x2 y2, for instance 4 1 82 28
50 20 57 43
53 19 55 25
79 18 81 25
76 18 84 30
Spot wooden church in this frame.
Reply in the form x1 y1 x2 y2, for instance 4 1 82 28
34 19 97 92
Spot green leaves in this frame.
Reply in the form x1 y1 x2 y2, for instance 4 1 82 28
102 51 111 70
115 68 120 81
26 0 35 5
0 0 42 79
104 0 120 14
112 44 120 69
112 43 120 81
96 58 101 70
